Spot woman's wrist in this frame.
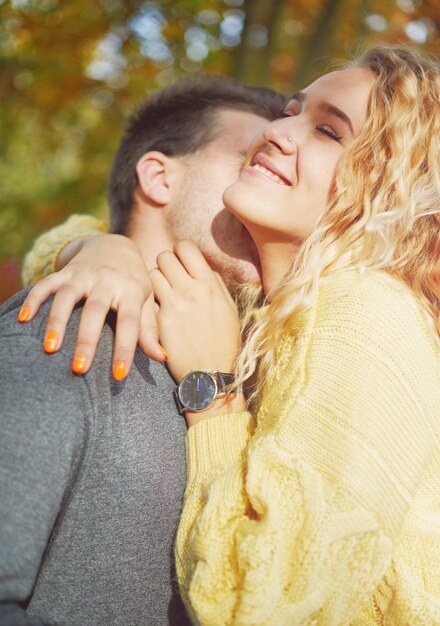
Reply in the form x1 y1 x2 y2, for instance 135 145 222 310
55 236 90 271
185 392 247 428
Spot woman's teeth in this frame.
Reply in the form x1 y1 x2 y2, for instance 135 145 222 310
252 163 288 185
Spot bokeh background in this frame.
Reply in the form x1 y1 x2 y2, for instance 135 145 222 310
1 0 439 303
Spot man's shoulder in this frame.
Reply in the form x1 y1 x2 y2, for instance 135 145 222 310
0 289 109 415
0 288 106 350
0 288 34 329
0 288 176 398
0 290 94 450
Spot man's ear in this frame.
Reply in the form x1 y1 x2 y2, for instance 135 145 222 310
136 151 179 206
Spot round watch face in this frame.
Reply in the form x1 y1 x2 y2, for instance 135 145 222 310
178 371 217 412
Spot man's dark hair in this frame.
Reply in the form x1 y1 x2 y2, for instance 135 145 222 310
108 75 286 234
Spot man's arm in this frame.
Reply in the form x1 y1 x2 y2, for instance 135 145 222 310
0 327 92 624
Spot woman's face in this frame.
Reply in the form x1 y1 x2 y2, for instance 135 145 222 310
223 67 375 245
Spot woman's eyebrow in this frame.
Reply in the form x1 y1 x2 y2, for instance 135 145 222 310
320 102 354 135
289 91 305 104
289 91 354 136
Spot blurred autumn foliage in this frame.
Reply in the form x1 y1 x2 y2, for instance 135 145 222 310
1 0 439 302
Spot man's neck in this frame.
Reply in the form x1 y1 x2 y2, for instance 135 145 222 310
128 209 175 270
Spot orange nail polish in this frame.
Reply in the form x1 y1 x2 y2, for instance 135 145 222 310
113 360 127 381
72 354 88 374
44 331 59 353
18 306 31 323
158 345 168 361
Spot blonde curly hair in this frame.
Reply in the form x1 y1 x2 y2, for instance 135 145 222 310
236 46 440 399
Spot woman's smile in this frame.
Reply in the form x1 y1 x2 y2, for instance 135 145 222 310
243 152 293 187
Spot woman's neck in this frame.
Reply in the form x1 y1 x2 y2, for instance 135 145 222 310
256 240 300 296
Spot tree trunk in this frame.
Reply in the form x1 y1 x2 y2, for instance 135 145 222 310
291 0 345 89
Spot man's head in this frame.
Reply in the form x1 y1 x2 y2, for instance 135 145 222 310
108 76 286 286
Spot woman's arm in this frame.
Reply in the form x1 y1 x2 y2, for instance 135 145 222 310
21 214 108 286
19 214 165 377
175 272 439 625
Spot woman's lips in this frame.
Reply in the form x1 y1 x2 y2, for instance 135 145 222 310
244 153 292 186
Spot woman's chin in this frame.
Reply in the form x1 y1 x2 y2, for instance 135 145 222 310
222 180 241 212
223 181 256 223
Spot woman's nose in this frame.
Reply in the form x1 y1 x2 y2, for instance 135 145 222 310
263 117 298 155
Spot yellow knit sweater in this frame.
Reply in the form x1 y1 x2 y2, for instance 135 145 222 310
21 214 108 286
176 271 440 626
22 216 440 624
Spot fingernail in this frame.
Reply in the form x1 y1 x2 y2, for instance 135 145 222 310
44 331 58 353
113 360 127 381
158 345 168 362
18 306 31 323
72 354 88 374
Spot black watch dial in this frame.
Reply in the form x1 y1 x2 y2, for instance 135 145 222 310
178 371 217 412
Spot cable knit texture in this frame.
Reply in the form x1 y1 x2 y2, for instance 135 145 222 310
21 214 108 286
176 270 440 626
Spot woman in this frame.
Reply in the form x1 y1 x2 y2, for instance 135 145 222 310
21 46 440 624
152 46 440 625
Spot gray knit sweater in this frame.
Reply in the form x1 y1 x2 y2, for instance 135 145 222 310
0 289 191 626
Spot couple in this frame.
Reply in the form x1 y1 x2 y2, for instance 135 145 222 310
2 46 440 625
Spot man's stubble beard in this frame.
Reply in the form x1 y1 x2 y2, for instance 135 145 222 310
166 172 261 291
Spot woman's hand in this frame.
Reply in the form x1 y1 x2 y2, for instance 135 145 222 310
18 234 166 378
151 241 242 384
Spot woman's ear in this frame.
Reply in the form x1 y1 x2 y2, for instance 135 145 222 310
136 151 175 206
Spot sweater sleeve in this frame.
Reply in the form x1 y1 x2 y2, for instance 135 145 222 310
21 214 108 286
175 274 439 626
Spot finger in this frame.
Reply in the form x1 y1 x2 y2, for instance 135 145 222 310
137 293 167 362
156 250 192 288
71 287 114 374
213 271 236 308
173 240 213 280
149 267 172 304
111 297 145 381
19 273 72 323
43 283 84 354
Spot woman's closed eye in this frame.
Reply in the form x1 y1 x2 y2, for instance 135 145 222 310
279 111 343 143
316 125 342 142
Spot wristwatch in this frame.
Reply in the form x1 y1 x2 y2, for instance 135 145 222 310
173 370 236 414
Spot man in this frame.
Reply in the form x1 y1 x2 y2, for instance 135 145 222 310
0 76 285 625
